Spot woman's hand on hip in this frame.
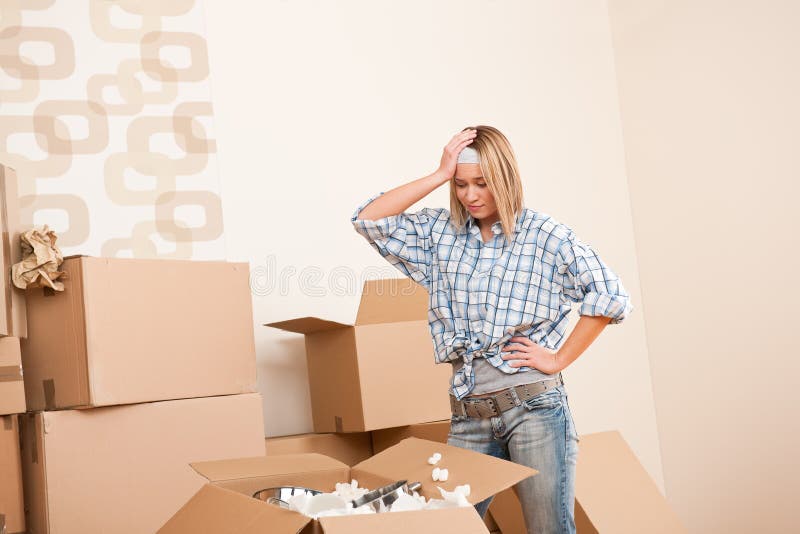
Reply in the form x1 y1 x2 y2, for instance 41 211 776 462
501 336 563 375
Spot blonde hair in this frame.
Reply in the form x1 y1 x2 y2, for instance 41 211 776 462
449 125 524 242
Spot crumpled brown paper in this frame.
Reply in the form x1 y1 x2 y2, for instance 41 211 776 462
11 225 65 291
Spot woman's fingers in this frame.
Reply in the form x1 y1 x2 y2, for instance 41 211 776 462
501 343 526 355
457 138 475 149
447 129 477 150
446 136 476 160
438 129 477 179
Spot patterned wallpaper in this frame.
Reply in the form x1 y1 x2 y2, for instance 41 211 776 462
0 0 224 259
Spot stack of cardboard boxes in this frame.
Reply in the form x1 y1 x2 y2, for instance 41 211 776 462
1 164 31 534
17 255 268 533
1 337 25 534
0 162 269 534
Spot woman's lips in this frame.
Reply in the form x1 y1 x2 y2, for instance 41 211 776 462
468 205 482 211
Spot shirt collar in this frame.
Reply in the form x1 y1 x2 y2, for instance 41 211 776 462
466 210 525 236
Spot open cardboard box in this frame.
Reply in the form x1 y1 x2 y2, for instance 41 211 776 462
160 437 537 533
265 425 499 532
264 278 452 433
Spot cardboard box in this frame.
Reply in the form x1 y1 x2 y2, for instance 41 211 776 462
265 429 500 533
483 510 500 533
370 420 503 531
21 255 258 410
161 437 538 533
369 420 520 534
1 415 24 534
160 484 490 534
192 452 351 500
0 337 24 415
485 488 525 534
0 164 27 338
573 431 686 533
19 392 266 534
488 431 687 534
372 420 450 453
265 432 373 466
265 278 452 432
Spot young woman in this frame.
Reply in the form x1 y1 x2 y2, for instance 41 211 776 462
351 125 631 534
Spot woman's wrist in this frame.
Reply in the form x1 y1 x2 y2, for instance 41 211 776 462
431 169 452 186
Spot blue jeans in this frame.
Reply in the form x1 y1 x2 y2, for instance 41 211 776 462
447 383 579 534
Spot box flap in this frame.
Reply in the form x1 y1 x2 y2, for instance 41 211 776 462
320 507 489 533
354 279 428 325
190 453 348 483
352 437 536 505
157 483 311 534
264 317 352 333
486 488 525 534
371 421 450 454
265 432 373 467
576 431 686 533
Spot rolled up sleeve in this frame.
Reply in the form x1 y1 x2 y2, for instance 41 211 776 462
555 231 632 324
351 192 439 290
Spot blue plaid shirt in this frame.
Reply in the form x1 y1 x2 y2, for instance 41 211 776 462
351 192 632 399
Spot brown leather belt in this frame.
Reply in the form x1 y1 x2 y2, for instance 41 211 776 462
450 375 564 419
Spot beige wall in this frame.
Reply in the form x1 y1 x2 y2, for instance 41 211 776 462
607 1 800 532
204 0 665 492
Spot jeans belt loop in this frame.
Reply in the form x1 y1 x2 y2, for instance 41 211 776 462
508 385 522 407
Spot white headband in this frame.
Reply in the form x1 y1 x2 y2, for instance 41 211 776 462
457 146 480 164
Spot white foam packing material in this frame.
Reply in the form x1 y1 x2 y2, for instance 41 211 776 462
334 479 370 501
286 479 473 519
437 484 471 507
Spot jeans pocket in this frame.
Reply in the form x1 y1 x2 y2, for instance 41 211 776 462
522 386 563 411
